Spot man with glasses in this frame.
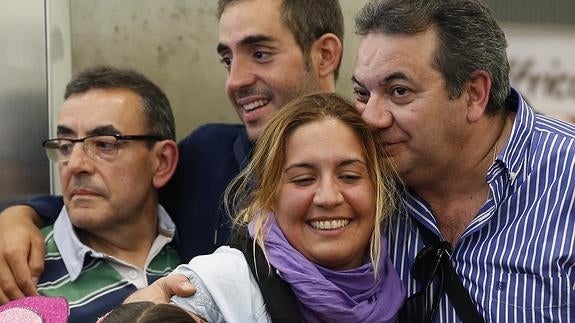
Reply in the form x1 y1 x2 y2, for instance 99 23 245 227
35 66 181 322
352 0 575 321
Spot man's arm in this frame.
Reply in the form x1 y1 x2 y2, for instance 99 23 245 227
0 205 45 304
0 194 64 304
19 195 64 225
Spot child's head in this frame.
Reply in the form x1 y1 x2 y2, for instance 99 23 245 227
98 301 198 323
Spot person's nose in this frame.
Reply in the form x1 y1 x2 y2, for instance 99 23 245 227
64 143 95 174
225 56 257 95
313 177 344 209
358 96 394 130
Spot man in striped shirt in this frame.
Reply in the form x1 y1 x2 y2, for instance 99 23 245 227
36 66 181 322
352 0 575 321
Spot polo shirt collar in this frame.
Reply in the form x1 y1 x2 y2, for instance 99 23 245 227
53 204 175 281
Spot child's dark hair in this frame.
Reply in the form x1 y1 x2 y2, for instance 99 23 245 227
98 301 198 323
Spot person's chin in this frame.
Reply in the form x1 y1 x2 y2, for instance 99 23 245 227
243 117 271 140
66 194 104 210
245 124 265 141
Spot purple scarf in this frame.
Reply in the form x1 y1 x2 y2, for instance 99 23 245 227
248 216 405 323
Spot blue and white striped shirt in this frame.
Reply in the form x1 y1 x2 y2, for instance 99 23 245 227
388 89 575 322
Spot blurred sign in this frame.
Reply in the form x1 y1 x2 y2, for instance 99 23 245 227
505 25 575 123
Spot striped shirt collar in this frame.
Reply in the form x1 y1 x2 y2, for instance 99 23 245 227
53 204 176 281
490 88 534 187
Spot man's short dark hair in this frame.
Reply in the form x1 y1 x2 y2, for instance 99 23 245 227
217 0 344 79
65 66 176 140
355 0 511 114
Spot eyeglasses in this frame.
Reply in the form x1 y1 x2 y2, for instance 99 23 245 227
399 240 451 323
42 134 163 162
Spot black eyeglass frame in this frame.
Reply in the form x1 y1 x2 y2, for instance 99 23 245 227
42 134 164 162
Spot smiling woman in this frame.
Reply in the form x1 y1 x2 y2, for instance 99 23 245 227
165 93 406 323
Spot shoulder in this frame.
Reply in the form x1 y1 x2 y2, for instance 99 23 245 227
534 114 575 139
171 247 269 322
147 243 181 275
179 123 245 146
511 89 575 142
176 124 247 160
174 246 249 278
532 114 575 158
510 97 575 164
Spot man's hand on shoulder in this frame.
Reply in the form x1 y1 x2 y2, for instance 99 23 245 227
124 274 196 304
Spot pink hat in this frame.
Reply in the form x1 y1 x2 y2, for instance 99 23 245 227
0 296 69 323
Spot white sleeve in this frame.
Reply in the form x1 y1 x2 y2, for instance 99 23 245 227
171 268 226 323
169 246 271 323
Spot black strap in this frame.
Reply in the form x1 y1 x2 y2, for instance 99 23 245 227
415 221 485 323
228 228 304 323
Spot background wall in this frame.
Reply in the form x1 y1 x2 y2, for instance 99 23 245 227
0 0 71 205
487 0 575 25
69 0 575 141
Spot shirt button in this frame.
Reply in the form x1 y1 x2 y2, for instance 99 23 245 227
509 172 517 181
128 270 138 280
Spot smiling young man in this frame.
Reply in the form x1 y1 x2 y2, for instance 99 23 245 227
216 0 341 141
0 0 344 303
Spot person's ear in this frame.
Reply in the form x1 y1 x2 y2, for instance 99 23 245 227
310 33 342 78
465 70 491 122
151 140 178 189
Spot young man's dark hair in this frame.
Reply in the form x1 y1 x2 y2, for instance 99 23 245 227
217 0 344 78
